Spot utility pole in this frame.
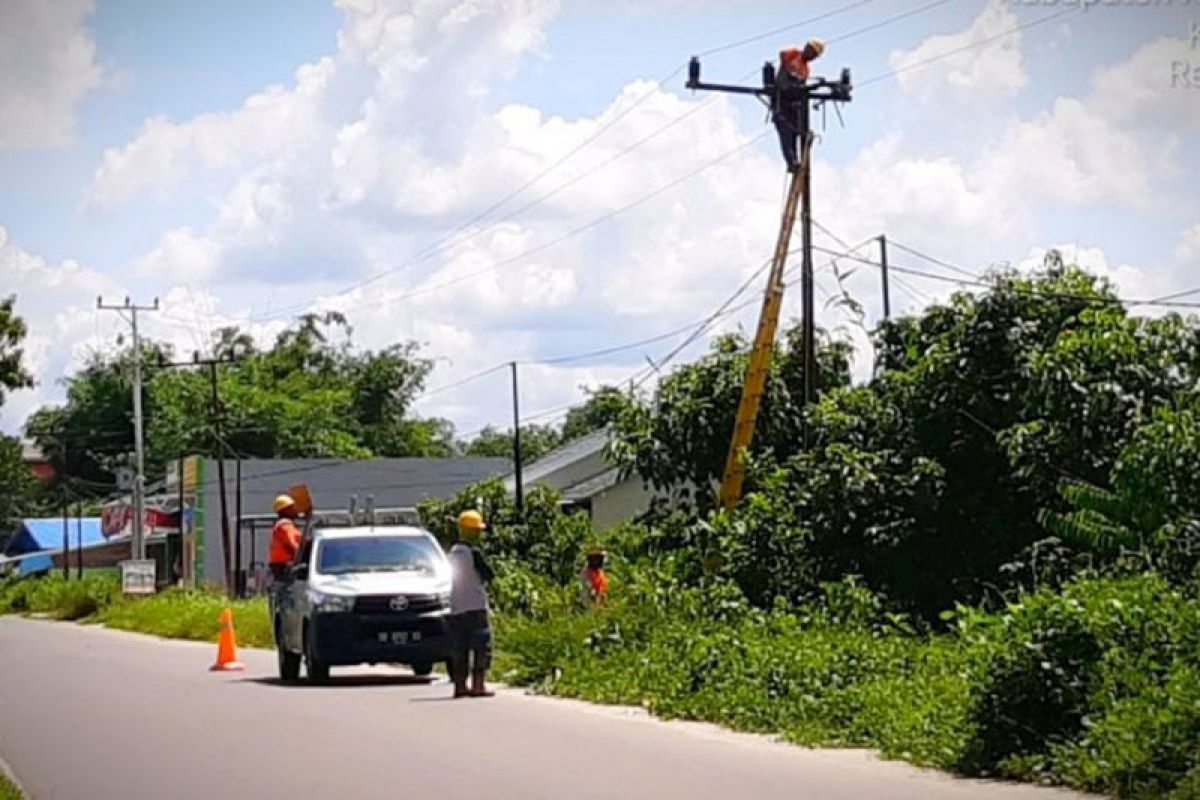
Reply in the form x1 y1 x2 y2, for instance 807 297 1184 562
61 487 70 580
155 352 237 595
686 48 852 508
798 102 817 408
879 235 891 322
97 296 159 561
510 361 525 522
76 500 84 579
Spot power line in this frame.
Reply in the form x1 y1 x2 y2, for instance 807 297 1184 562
888 239 981 280
698 0 880 57
810 244 1200 310
300 131 770 319
857 5 1078 89
252 1 963 325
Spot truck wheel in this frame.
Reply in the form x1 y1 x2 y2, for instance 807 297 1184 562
411 661 434 678
304 625 330 684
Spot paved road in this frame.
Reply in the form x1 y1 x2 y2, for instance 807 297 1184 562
0 618 1090 800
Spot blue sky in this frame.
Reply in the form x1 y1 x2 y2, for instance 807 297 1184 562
2 0 1198 436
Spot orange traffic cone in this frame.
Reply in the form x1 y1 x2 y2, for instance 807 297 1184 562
210 607 245 672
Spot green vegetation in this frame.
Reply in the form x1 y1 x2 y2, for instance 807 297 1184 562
0 770 23 800
426 257 1200 798
0 575 270 647
5 256 1200 797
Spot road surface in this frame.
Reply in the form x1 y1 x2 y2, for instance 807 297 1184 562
0 618 1090 800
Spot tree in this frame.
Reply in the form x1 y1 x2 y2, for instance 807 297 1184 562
0 298 37 532
463 424 560 464
0 295 33 404
609 254 1200 615
607 325 852 510
28 315 457 495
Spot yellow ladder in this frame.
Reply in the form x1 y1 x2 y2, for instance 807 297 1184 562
717 142 809 510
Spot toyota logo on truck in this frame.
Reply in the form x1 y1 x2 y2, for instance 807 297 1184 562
389 596 409 612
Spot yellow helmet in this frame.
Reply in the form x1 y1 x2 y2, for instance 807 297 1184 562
585 544 606 557
273 494 296 513
458 509 487 531
806 38 826 58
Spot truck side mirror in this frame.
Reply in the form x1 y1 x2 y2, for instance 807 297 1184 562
291 564 309 581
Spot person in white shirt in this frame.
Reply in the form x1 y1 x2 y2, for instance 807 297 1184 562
446 509 495 698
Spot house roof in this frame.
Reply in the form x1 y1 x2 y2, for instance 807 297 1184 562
561 468 622 502
508 430 610 487
503 430 626 502
208 457 512 517
4 518 106 557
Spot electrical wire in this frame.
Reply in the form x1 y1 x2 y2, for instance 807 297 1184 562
857 5 1078 89
810 244 1200 310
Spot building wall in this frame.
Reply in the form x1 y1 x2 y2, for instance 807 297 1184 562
590 477 656 532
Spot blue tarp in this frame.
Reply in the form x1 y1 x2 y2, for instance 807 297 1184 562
17 553 53 577
3 518 105 557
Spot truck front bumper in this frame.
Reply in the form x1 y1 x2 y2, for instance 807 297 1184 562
309 612 450 666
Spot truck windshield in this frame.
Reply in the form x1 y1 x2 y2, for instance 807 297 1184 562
317 536 441 575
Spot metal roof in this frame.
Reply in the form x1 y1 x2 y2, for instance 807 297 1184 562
506 430 610 487
4 518 106 557
209 457 510 516
562 468 622 502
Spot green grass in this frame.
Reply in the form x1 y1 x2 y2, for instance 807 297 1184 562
97 591 271 647
0 770 23 800
6 570 1200 798
0 575 271 647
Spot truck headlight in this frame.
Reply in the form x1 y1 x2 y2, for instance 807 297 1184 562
308 589 354 614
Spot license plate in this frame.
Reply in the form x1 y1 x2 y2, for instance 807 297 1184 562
387 631 421 644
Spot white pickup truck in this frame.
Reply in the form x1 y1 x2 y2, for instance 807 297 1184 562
272 525 453 684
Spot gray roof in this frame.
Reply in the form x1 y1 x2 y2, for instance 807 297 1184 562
210 458 510 516
512 430 610 485
561 468 622 502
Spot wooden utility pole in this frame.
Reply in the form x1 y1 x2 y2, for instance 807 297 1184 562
686 51 852 509
510 361 525 522
879 234 891 321
155 352 237 595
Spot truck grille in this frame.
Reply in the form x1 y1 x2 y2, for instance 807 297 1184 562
354 594 443 615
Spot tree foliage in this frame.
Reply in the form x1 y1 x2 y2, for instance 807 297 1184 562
27 314 454 494
609 255 1200 615
0 295 33 405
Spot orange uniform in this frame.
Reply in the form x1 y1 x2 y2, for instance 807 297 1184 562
269 518 303 567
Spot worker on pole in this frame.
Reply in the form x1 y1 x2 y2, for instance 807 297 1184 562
773 39 825 171
447 510 495 698
268 494 303 582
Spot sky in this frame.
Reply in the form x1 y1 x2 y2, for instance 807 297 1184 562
1 0 1198 440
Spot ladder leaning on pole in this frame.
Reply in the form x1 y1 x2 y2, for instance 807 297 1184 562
716 136 811 510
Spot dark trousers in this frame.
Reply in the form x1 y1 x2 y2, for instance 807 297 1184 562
775 117 799 170
447 610 492 682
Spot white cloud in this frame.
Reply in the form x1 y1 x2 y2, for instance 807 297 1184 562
0 225 116 430
1177 224 1200 264
0 0 104 150
18 0 1192 443
889 0 1027 103
1017 243 1178 304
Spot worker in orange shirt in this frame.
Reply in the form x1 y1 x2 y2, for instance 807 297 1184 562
268 494 304 581
774 39 825 171
580 545 609 607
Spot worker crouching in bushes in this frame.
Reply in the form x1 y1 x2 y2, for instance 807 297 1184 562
580 545 609 608
447 510 495 698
